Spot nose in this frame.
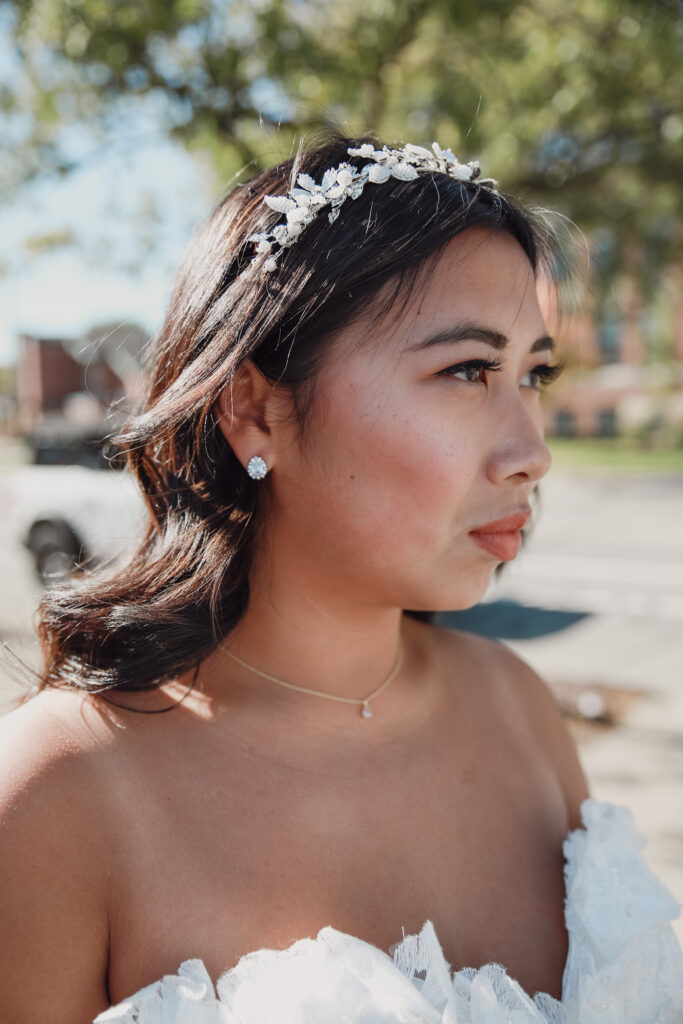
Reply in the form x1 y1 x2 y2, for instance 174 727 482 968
485 394 552 485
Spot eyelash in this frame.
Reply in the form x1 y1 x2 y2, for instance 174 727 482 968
438 357 565 391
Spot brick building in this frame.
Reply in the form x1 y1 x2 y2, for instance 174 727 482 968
539 258 683 440
15 323 147 435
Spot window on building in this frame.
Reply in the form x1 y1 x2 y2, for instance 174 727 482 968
590 228 617 274
553 408 576 437
597 315 621 364
596 407 617 437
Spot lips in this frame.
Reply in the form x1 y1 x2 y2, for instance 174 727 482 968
469 529 523 561
469 509 531 533
467 508 531 562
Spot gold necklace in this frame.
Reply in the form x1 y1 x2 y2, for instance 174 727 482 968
222 639 404 719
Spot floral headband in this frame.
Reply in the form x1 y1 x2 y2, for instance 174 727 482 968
247 141 499 273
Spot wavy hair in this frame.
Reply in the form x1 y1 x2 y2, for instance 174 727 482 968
34 128 574 699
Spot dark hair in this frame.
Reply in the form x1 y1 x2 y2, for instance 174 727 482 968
35 128 573 699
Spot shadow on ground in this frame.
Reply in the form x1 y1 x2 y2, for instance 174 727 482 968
435 600 591 640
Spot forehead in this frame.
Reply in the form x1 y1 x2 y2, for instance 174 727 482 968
345 227 546 358
400 228 541 336
421 227 534 295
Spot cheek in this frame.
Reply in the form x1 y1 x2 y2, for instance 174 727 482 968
305 388 481 551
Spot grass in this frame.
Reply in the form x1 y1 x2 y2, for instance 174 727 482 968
547 437 683 474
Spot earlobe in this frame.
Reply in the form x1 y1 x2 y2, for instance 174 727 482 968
213 360 275 474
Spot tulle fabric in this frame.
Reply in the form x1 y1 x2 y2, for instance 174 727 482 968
94 799 683 1023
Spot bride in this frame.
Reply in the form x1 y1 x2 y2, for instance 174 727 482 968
0 132 681 1023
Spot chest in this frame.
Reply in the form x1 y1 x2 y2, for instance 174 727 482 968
106 717 570 1005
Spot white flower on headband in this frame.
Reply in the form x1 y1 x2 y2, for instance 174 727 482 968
247 141 499 273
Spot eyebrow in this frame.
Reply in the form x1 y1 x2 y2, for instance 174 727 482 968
407 319 555 355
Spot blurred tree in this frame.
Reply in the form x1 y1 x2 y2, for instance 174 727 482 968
2 0 681 273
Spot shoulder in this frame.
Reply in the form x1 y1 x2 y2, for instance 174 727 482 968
0 684 126 800
0 687 117 1020
489 635 590 821
415 618 590 828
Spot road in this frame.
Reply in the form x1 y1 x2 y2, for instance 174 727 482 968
492 470 683 619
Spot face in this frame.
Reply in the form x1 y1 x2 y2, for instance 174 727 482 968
263 227 555 612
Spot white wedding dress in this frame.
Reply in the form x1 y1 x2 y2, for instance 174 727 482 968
95 798 683 1023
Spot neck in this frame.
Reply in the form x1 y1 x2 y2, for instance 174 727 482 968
223 605 405 699
221 634 405 717
187 531 448 748
193 586 440 748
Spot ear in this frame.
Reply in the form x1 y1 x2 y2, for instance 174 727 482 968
213 360 285 473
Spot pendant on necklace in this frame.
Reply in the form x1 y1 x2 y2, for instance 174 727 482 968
361 701 373 719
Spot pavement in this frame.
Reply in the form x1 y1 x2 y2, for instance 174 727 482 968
473 469 683 945
1 459 682 943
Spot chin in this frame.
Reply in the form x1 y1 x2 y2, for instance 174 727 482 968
403 572 494 615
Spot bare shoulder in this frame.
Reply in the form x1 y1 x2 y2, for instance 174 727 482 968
486 634 590 819
0 684 126 800
413 618 590 828
0 687 117 1021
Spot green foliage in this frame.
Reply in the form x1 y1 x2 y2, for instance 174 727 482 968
4 0 682 273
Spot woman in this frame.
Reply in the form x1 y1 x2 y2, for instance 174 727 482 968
1 132 681 1023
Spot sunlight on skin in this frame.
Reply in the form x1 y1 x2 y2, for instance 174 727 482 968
202 227 555 735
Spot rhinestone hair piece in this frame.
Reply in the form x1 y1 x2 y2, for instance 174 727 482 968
246 141 499 274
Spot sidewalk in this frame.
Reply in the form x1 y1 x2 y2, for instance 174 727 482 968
478 469 683 945
503 617 683 947
580 685 683 947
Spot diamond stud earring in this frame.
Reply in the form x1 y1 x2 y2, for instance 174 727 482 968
247 455 268 479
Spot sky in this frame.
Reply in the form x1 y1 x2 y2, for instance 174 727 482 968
0 137 216 366
0 0 303 369
0 5 218 368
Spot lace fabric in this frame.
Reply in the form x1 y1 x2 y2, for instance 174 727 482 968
94 798 683 1023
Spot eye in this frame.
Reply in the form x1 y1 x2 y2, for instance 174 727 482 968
438 358 503 384
521 362 566 390
439 358 565 391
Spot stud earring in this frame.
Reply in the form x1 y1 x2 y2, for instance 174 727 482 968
247 455 268 479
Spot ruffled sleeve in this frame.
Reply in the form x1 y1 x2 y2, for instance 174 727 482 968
93 959 228 1023
561 798 683 1023
95 921 561 1024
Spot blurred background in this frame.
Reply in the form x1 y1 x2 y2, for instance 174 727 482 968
0 0 682 939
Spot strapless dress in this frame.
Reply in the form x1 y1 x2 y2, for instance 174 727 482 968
94 798 683 1023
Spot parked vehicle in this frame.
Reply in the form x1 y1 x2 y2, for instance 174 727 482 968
3 464 146 586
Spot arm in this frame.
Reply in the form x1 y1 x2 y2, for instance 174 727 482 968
0 693 111 1022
